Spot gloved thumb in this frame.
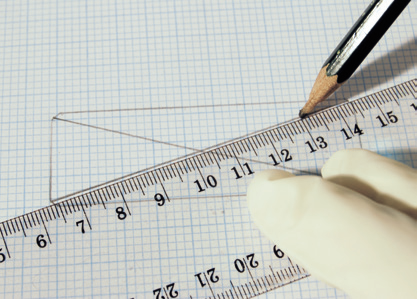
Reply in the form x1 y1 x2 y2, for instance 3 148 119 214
247 169 417 299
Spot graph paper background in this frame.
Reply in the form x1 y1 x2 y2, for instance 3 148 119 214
0 0 416 298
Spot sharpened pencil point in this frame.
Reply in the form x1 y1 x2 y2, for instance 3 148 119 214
299 109 308 118
300 65 341 117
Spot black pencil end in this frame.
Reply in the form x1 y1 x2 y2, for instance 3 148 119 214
299 109 308 118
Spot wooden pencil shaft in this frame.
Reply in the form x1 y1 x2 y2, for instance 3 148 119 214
324 0 410 83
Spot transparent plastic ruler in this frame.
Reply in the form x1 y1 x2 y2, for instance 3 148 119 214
0 79 416 298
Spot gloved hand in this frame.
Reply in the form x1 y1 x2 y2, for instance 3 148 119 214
247 149 417 299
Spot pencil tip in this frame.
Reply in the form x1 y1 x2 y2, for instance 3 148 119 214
299 109 308 118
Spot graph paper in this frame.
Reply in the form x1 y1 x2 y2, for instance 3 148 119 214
0 0 416 298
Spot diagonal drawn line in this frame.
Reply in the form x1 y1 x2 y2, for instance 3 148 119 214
52 116 198 152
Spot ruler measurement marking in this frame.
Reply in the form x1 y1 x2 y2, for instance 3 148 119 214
356 99 367 113
81 204 92 231
209 151 221 169
321 110 332 123
147 172 155 185
58 203 68 220
107 185 116 199
247 137 259 155
216 148 224 161
163 166 172 180
373 93 383 105
197 155 207 168
323 110 334 122
200 154 209 167
89 192 98 205
288 123 297 135
252 135 262 149
4 221 10 235
34 212 41 226
261 277 269 291
396 85 407 97
293 121 304 134
230 281 240 299
163 287 170 299
277 127 286 140
376 104 390 122
302 118 313 131
178 160 187 174
81 194 90 208
239 140 249 153
400 84 410 96
364 96 374 108
113 184 120 197
221 147 229 160
29 213 36 228
295 120 305 133
283 126 294 143
0 228 11 258
121 180 130 193
269 265 279 284
330 108 340 122
40 215 52 244
403 83 413 96
235 141 246 155
18 217 26 237
317 113 328 129
203 272 217 298
134 177 146 194
203 152 212 166
309 116 319 128
298 120 310 134
66 200 73 213
140 175 149 189
173 163 184 182
155 169 164 183
242 259 259 293
405 81 415 95
185 159 194 173
9 220 16 234
49 205 56 219
241 284 249 298
130 177 139 192
84 194 93 207
160 183 170 203
97 191 107 209
74 197 81 211
22 216 28 230
168 165 176 179
340 105 349 118
351 102 362 117
77 196 86 209
25 214 32 228
267 130 277 143
41 208 49 222
120 193 131 215
345 103 355 116
258 133 268 146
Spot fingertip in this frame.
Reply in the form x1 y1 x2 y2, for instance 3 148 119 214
247 169 294 203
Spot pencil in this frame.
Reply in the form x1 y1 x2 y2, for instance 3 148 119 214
299 0 411 118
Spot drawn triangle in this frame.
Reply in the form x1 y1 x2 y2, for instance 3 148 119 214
50 102 303 201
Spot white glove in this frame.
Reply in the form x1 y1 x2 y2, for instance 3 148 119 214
247 149 417 299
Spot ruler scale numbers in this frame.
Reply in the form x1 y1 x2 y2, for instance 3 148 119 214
0 80 416 298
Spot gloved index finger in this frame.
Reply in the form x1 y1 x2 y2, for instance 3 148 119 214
321 149 417 219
